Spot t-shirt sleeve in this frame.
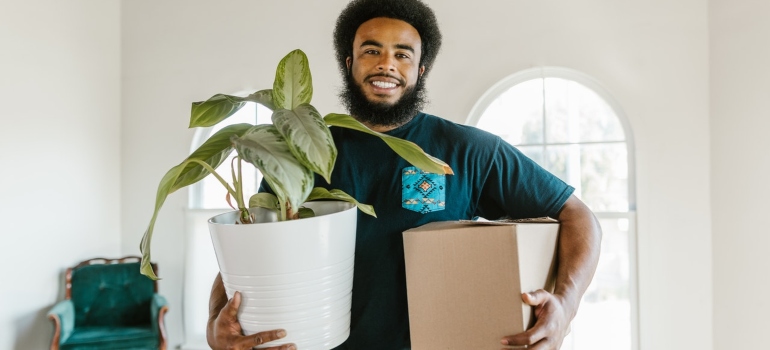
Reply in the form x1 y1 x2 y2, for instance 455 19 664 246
475 138 575 220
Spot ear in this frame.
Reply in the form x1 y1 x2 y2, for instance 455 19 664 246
346 57 352 70
419 66 426 77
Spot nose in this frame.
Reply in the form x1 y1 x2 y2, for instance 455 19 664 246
376 55 396 72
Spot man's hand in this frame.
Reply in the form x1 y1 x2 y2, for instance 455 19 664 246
207 274 296 350
500 195 601 349
500 290 572 349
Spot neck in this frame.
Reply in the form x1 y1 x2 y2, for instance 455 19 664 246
354 114 416 133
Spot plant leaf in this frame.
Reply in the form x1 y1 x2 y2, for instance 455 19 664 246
140 123 253 279
172 124 253 189
189 90 275 128
297 207 315 219
272 49 313 110
190 94 248 128
323 113 454 175
249 192 279 210
232 125 314 218
306 187 377 218
272 104 337 183
244 89 276 111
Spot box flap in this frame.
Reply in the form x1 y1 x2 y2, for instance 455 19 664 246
459 216 558 225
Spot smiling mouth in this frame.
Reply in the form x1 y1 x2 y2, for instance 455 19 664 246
371 81 398 89
365 74 405 90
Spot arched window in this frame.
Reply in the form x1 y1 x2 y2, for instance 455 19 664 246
182 100 271 349
468 68 638 350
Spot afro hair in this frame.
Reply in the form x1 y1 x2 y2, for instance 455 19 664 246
333 0 442 78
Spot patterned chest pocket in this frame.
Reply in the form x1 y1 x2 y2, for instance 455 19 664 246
402 166 446 214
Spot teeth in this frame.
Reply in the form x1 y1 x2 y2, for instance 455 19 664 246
372 81 397 89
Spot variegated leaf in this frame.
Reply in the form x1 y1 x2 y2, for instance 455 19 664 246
140 123 253 279
272 104 336 182
244 89 275 111
323 113 454 175
232 125 314 218
307 187 376 218
272 49 313 110
249 192 279 210
297 207 315 219
190 94 247 128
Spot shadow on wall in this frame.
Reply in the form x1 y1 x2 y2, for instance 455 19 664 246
15 306 54 350
14 268 66 349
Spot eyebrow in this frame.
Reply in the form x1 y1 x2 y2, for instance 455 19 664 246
360 40 416 53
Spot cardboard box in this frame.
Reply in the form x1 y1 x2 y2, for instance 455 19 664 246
403 218 559 349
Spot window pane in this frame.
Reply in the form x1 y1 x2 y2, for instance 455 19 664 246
542 145 574 186
477 79 543 145
561 215 633 350
579 143 629 212
516 145 545 167
544 77 571 144
545 78 625 144
542 144 628 212
195 102 269 209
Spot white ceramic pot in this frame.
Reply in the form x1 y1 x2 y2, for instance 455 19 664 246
208 201 357 350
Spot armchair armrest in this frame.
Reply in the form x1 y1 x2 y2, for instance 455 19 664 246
151 293 169 350
47 300 74 348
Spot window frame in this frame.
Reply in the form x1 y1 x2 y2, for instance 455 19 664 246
466 67 639 350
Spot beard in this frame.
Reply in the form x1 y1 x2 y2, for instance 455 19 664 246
339 70 427 128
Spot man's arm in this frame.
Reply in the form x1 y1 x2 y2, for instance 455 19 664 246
206 273 296 350
501 194 602 349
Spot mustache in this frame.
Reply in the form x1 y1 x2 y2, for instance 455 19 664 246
339 69 427 128
364 73 405 86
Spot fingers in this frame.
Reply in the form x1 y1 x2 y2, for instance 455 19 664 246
223 291 242 319
501 324 548 348
500 338 549 350
216 293 296 350
502 290 554 347
521 289 549 306
233 329 295 350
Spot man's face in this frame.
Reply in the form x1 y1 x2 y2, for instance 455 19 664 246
346 17 425 106
340 17 427 128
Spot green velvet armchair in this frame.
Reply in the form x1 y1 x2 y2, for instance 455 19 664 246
47 256 169 350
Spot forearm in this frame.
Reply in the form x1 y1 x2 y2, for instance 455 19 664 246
207 273 228 345
553 195 602 318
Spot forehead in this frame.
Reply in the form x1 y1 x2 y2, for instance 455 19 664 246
353 17 422 51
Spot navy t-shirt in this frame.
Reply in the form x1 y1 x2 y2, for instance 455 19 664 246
264 112 574 349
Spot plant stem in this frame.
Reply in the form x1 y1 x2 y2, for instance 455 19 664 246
236 157 244 207
188 159 237 198
233 157 252 224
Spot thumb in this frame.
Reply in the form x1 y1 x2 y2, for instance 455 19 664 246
223 291 242 319
521 289 549 306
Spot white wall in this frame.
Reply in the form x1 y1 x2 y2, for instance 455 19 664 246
120 0 711 349
0 0 121 349
711 1 770 349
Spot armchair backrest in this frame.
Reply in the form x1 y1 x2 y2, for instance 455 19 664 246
66 256 158 327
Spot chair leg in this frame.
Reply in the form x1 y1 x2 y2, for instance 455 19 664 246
48 314 61 350
158 305 169 350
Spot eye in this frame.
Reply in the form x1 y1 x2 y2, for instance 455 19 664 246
364 49 379 55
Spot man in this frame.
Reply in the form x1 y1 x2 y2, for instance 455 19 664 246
208 0 602 349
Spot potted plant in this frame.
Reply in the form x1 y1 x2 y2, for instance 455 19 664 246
138 49 452 349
